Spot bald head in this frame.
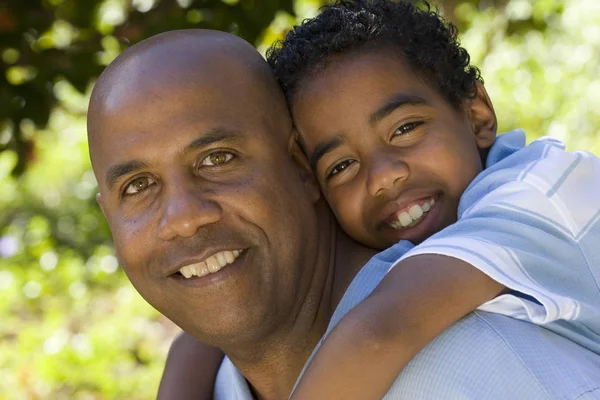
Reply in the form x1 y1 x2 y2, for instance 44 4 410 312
84 30 328 350
88 30 290 165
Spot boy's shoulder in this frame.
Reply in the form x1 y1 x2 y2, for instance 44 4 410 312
460 128 599 222
484 128 569 176
463 129 585 205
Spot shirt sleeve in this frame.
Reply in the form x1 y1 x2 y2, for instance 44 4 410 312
389 144 600 325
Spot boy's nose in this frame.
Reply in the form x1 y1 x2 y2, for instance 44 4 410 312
158 182 222 241
366 154 409 197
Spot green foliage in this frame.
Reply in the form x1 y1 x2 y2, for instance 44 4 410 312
1 0 599 399
0 0 293 176
0 1 317 398
456 0 600 154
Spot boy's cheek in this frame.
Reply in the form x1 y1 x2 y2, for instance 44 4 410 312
328 189 366 233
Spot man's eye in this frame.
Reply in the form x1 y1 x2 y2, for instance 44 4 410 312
201 151 234 166
124 177 155 195
393 121 423 137
327 159 355 179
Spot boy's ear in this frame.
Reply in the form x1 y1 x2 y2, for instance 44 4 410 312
288 129 321 203
468 83 497 150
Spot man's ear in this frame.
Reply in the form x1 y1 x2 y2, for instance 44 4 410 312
468 83 497 150
288 130 321 203
96 192 107 217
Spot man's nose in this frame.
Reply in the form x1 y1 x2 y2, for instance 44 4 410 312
365 152 409 197
158 183 222 241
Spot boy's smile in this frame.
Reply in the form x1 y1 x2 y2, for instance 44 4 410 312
292 48 497 249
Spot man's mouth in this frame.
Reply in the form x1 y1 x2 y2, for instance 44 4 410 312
177 249 244 279
388 197 435 230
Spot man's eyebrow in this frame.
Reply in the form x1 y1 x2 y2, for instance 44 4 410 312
105 160 149 190
309 135 345 171
183 128 243 154
369 94 429 126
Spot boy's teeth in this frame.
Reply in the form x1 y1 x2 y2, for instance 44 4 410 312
398 212 412 227
408 204 423 220
178 250 243 279
391 197 436 229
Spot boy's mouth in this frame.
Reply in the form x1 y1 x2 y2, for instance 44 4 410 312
387 197 436 230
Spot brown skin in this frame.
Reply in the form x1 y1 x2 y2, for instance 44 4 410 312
293 49 497 250
153 45 505 398
157 335 222 400
91 32 505 398
88 30 372 400
286 49 505 399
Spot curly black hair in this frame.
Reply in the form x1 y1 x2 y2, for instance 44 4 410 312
267 0 482 110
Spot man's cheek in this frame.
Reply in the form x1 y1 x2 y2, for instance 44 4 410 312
112 216 153 269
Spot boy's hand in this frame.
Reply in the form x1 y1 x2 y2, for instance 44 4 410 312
157 332 224 400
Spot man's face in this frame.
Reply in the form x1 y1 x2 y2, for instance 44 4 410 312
292 49 495 249
91 56 320 344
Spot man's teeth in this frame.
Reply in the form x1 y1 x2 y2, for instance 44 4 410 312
178 250 243 279
391 198 435 229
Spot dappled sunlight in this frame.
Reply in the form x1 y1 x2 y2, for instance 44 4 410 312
1 0 599 398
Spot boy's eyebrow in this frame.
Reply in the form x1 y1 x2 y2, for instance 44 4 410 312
105 129 242 190
309 135 345 170
105 160 149 190
369 94 429 126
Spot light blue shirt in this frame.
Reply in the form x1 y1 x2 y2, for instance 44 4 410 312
216 246 600 399
214 131 600 399
397 130 600 355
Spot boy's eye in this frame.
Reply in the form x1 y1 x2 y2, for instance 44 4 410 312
201 151 234 166
124 176 156 196
327 159 355 179
393 121 423 137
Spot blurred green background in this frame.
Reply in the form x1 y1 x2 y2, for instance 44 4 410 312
1 0 599 398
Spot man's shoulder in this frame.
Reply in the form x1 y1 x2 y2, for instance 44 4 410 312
213 263 600 399
385 310 600 399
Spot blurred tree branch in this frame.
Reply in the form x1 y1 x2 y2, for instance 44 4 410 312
0 0 293 176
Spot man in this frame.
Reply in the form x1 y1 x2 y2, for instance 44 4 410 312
88 30 600 399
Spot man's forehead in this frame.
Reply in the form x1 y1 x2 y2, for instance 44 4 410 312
94 100 259 165
102 54 257 114
93 59 266 148
88 30 292 178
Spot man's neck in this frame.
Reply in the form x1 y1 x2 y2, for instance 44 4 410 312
222 205 377 399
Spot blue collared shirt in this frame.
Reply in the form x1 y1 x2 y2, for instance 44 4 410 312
395 129 600 356
214 131 600 399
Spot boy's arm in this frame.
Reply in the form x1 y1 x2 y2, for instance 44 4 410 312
293 146 600 399
291 254 505 400
157 332 224 400
400 151 600 325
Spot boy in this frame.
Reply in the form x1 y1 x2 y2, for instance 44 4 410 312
159 1 600 398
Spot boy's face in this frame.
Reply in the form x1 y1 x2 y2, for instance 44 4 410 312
292 49 496 249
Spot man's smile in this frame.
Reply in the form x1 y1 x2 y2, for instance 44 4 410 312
176 249 245 278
